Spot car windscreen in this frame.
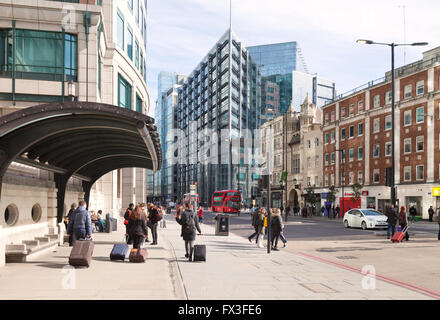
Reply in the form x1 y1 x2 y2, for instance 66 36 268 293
361 210 383 216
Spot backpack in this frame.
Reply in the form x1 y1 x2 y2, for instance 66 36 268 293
155 208 163 222
182 211 195 235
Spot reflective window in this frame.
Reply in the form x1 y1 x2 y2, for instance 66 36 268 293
117 11 124 50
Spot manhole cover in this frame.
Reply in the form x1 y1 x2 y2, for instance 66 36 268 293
299 283 338 293
336 256 358 260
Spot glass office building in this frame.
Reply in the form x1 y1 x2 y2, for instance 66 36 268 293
247 42 307 123
177 29 261 206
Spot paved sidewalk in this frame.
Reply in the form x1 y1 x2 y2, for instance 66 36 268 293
160 215 433 300
0 214 435 300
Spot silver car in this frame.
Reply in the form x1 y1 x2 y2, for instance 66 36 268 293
343 209 388 230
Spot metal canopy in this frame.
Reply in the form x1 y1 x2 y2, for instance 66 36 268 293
0 101 162 222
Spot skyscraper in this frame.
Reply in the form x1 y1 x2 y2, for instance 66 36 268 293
247 41 308 122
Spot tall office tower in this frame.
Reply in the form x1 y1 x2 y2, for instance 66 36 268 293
147 72 186 204
177 29 261 206
247 41 308 123
292 71 336 112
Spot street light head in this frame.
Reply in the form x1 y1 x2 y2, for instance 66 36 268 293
411 42 428 46
356 39 374 45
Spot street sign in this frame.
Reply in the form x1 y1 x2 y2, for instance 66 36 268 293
190 184 196 195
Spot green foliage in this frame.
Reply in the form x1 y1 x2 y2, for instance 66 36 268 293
351 183 363 202
304 185 317 206
327 185 338 205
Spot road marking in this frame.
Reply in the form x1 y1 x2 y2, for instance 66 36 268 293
296 251 440 299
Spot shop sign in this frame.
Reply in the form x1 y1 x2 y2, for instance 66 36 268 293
321 193 328 199
362 191 369 196
433 187 440 197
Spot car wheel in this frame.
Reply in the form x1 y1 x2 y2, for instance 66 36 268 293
344 220 349 228
361 221 367 230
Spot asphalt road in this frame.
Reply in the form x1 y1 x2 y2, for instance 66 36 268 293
199 210 439 241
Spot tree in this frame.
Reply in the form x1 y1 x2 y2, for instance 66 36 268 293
304 185 317 206
350 183 363 203
327 185 338 206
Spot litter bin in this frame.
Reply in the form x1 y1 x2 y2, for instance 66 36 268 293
215 214 229 236
105 213 112 233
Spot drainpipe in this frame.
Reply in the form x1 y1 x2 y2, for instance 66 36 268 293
12 20 16 106
83 12 91 102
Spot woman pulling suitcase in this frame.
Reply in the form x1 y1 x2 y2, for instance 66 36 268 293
175 202 202 261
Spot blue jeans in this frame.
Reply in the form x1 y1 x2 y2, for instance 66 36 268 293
249 226 259 240
387 224 396 238
280 233 287 244
74 228 86 240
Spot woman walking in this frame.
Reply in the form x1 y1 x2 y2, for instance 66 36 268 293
257 208 267 248
399 206 410 241
175 202 202 261
270 208 283 251
128 206 149 249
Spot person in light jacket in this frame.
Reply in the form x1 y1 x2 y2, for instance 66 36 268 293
257 208 267 248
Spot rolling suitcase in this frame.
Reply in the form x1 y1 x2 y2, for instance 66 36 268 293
391 226 408 243
129 248 147 263
110 243 129 261
193 245 206 262
69 240 94 267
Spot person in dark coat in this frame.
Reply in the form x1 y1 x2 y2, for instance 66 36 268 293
285 205 290 222
147 203 161 245
409 205 417 222
428 206 435 222
248 206 260 243
335 205 340 219
270 208 283 251
67 200 93 241
399 206 410 241
128 206 149 249
385 204 398 239
175 202 201 261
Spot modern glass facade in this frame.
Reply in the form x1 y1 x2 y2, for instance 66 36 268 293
247 42 307 122
0 29 77 82
176 30 260 206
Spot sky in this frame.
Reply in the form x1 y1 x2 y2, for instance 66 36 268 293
146 0 440 116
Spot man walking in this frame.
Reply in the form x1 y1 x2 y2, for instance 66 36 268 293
124 203 134 244
248 206 260 243
385 204 398 239
409 205 417 222
285 205 290 222
428 206 435 222
67 200 93 241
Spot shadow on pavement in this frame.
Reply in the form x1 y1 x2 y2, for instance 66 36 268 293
28 262 68 269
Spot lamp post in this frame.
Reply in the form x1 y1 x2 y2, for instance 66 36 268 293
335 148 345 217
356 39 428 208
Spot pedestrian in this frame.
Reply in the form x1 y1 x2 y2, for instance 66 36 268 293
124 203 135 244
428 206 434 222
385 204 398 239
285 205 290 222
329 206 334 220
66 203 77 246
147 203 161 245
248 206 261 243
335 205 340 219
321 206 325 217
409 205 417 222
437 208 440 240
128 206 149 249
280 204 284 218
399 206 410 241
256 208 267 248
67 200 93 242
198 206 204 224
175 202 202 261
95 210 104 232
270 208 283 251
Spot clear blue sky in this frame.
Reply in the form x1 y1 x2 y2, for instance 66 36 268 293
146 0 439 116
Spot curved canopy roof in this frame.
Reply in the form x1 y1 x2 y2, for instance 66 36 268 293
0 102 162 189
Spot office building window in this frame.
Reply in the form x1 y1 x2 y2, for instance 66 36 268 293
118 74 132 109
358 147 363 160
358 123 364 136
315 155 319 168
358 171 363 184
340 172 345 185
404 110 412 126
349 104 354 115
127 26 133 60
373 118 380 133
324 153 329 166
325 133 329 144
331 111 335 122
324 174 328 186
0 29 77 81
341 128 346 140
385 141 392 157
416 80 424 95
341 107 346 118
331 131 335 143
349 172 354 185
416 165 424 180
349 148 354 162
117 11 124 50
404 84 412 99
325 113 329 124
416 106 424 123
404 138 411 154
416 136 424 152
136 94 142 113
373 95 380 108
315 176 319 187
373 144 380 158
127 0 133 11
331 152 335 164
373 169 380 183
385 115 392 130
135 39 139 69
315 138 319 146
385 91 392 104
308 140 311 149
341 150 346 163
330 174 335 186
358 100 364 112
404 166 411 182
349 125 354 138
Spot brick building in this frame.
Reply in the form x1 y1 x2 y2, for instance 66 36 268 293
321 46 440 218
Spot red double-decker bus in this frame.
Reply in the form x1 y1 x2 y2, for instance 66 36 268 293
211 190 242 214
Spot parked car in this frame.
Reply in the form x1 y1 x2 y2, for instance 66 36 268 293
343 209 388 230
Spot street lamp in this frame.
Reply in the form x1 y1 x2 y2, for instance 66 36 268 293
356 39 428 207
334 148 345 217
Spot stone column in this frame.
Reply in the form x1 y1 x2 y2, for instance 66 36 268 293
47 188 58 228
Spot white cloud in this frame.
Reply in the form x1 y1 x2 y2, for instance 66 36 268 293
147 0 439 115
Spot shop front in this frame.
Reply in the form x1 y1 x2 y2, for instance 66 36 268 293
433 187 440 211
